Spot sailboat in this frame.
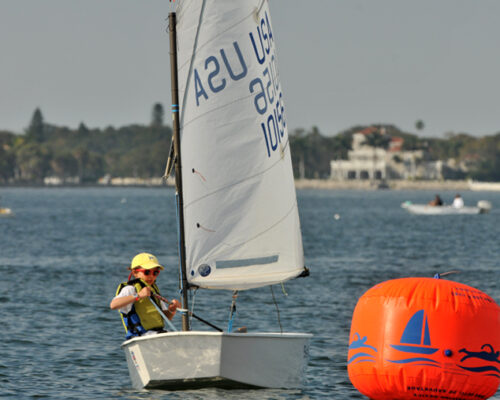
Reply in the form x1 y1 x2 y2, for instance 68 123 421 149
0 196 13 217
120 0 311 390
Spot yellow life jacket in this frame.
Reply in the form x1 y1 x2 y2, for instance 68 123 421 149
115 278 164 338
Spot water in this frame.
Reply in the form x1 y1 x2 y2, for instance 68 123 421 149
1 187 499 399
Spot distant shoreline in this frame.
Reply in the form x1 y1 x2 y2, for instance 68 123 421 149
1 179 499 191
294 179 471 191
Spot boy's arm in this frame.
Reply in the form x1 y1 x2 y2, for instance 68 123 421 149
110 286 151 310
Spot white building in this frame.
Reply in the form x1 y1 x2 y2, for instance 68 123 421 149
330 128 444 181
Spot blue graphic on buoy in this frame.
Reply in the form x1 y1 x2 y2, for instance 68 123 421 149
457 344 500 378
388 310 440 366
348 333 377 365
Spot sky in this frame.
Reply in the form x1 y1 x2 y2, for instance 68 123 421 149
1 0 500 138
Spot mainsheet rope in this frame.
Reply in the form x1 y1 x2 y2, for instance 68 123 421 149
152 292 223 332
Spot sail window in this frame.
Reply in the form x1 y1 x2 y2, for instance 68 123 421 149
197 264 212 277
216 255 279 269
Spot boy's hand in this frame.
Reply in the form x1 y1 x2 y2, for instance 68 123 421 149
168 299 181 313
138 286 151 299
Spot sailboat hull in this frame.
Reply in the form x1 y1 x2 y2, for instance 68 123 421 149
121 331 312 390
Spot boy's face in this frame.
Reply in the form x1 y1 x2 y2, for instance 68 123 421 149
133 268 161 285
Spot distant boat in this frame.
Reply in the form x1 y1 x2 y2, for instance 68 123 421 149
0 207 13 217
373 179 390 190
119 0 311 390
0 196 13 217
401 201 492 215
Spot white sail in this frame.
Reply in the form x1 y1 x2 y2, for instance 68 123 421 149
176 0 304 290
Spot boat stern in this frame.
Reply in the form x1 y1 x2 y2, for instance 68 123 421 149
121 331 312 390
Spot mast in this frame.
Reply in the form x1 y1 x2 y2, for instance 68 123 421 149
168 11 190 331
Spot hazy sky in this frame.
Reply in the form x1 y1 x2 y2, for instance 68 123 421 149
1 0 499 137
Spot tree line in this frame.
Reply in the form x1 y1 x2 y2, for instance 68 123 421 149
0 105 171 184
1 106 499 184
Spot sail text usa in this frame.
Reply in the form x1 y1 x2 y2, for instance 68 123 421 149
192 11 286 158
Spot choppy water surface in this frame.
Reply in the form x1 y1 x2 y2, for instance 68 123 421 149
1 187 499 399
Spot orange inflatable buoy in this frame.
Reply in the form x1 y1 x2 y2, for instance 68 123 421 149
347 277 500 400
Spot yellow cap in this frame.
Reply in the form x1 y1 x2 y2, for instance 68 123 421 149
130 252 165 270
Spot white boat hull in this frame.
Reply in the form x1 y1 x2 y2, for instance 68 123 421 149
401 203 489 215
121 331 312 390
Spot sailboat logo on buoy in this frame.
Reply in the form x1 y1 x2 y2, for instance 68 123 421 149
387 309 440 366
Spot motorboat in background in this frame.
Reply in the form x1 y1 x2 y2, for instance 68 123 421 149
401 200 492 215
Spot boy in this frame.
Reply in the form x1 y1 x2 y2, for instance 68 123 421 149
110 252 180 339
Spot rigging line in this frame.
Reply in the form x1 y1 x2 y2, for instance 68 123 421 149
154 292 223 332
176 308 223 332
184 138 290 209
270 285 283 334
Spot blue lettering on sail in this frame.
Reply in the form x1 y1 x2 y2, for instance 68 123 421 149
250 66 285 157
206 56 226 93
248 12 286 158
194 69 209 106
249 78 267 115
249 11 274 64
262 11 273 54
191 9 284 158
249 28 265 64
193 41 248 106
263 66 275 104
220 42 248 81
261 92 286 157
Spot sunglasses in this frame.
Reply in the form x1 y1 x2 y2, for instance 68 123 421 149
135 268 160 276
